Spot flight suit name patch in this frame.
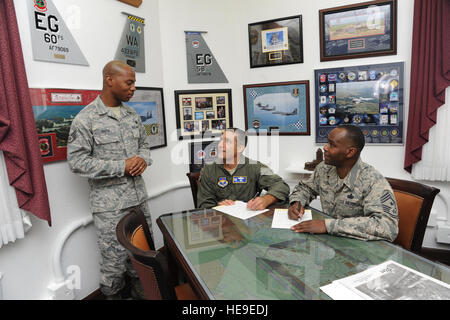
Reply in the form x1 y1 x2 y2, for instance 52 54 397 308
232 176 247 184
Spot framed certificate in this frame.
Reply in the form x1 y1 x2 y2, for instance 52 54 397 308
248 15 303 68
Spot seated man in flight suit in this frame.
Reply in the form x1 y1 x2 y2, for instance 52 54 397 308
197 128 290 210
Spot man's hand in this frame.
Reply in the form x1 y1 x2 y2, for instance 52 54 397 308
247 194 276 211
288 201 304 220
218 199 235 206
291 220 326 234
125 155 147 176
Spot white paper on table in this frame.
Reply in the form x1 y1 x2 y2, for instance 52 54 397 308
213 201 268 220
271 209 312 229
320 282 364 300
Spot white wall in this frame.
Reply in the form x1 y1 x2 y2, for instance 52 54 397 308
0 0 448 300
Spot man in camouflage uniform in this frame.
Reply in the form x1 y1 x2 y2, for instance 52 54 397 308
288 125 398 242
67 60 152 299
197 128 290 210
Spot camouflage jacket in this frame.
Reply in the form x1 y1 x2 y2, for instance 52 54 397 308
197 156 290 209
289 158 398 242
67 96 152 213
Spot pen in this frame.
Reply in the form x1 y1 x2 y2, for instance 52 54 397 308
251 191 261 200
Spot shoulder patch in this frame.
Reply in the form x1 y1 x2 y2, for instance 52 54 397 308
217 177 228 188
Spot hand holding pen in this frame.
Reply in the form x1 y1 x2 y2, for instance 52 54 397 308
246 191 276 211
288 201 305 220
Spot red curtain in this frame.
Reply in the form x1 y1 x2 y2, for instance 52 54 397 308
0 0 51 225
404 0 450 173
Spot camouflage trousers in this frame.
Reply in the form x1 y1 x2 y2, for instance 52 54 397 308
92 201 153 296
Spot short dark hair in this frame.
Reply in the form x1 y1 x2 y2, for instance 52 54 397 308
338 125 365 153
225 128 248 148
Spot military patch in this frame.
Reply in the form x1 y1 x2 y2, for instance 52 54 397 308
232 176 247 184
68 130 77 143
217 177 228 188
381 191 396 214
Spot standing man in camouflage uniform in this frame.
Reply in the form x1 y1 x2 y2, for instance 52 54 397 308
197 128 290 210
288 125 398 242
67 60 152 299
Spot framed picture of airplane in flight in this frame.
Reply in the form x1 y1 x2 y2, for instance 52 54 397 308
243 81 310 136
123 87 167 150
314 62 404 144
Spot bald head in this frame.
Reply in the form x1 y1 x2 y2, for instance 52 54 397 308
100 60 136 105
102 60 134 81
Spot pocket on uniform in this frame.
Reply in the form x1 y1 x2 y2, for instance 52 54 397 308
93 134 120 145
93 133 122 155
132 129 140 138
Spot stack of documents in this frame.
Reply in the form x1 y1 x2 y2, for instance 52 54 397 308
320 260 450 300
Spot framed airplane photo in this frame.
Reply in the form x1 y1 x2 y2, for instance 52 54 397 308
319 0 397 61
243 81 310 136
314 61 404 144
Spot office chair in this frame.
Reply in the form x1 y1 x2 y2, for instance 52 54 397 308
116 207 198 300
186 172 201 208
386 177 440 253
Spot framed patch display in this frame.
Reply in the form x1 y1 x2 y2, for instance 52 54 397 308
319 0 397 61
123 87 167 150
30 88 101 163
248 15 303 68
243 81 310 136
189 140 220 173
314 61 404 144
175 89 233 140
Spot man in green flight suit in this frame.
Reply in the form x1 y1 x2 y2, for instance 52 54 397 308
197 128 290 210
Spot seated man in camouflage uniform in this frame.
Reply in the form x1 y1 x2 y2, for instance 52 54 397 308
197 128 290 210
67 60 151 299
288 125 399 242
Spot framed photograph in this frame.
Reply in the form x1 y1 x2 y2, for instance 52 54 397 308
175 89 233 140
248 15 303 68
30 88 101 163
314 62 404 144
243 81 310 135
124 87 167 150
189 140 220 173
319 0 397 61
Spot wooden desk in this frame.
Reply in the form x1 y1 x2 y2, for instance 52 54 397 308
157 207 450 300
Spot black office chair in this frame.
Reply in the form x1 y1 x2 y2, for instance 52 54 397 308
116 207 198 300
186 172 201 208
386 177 440 253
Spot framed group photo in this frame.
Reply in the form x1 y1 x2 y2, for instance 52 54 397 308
243 81 310 136
124 87 168 150
314 61 404 144
319 0 397 61
248 15 303 68
175 89 233 140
